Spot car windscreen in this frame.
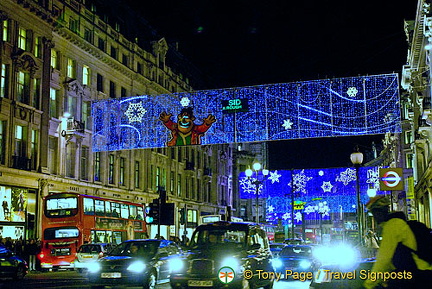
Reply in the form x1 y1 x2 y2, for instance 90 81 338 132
109 241 158 257
189 229 247 249
280 246 312 257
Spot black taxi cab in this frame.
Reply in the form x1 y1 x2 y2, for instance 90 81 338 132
170 221 274 289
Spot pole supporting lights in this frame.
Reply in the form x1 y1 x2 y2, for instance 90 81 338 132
245 162 269 224
350 146 364 246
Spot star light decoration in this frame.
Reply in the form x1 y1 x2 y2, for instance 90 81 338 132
180 97 191 107
294 212 303 222
124 101 147 123
267 205 275 213
282 212 291 220
282 119 293 130
268 170 282 184
347 87 358 97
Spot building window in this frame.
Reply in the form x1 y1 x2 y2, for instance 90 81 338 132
2 20 9 42
84 28 93 43
81 146 89 181
0 121 6 165
14 125 27 157
121 87 127 97
134 161 140 188
17 71 30 104
109 81 116 98
31 130 38 170
119 157 125 186
177 174 182 197
51 49 58 69
156 167 160 189
110 46 117 59
18 28 27 50
67 58 76 78
66 142 76 178
32 78 40 109
48 137 57 174
66 95 78 118
69 17 79 33
49 88 58 118
122 54 128 66
94 152 101 182
98 37 105 51
1 64 9 98
82 65 90 86
82 101 91 130
108 154 114 184
170 172 174 194
97 73 104 92
34 36 42 58
137 62 142 74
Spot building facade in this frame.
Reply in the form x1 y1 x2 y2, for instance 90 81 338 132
401 0 432 227
0 0 234 242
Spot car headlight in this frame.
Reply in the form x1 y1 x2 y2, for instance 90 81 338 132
169 257 185 272
313 244 359 269
87 262 101 273
300 260 311 269
271 258 283 268
221 257 240 270
127 261 146 273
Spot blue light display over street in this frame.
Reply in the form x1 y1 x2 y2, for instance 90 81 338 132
92 74 401 151
239 166 385 225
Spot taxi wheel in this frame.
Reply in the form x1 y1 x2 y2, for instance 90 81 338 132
143 271 156 289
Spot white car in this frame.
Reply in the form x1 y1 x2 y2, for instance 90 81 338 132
74 243 115 273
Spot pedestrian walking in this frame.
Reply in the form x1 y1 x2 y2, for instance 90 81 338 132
25 239 39 271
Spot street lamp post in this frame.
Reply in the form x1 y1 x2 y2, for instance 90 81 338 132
245 162 269 224
350 146 364 246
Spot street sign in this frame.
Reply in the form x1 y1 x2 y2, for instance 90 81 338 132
379 168 404 191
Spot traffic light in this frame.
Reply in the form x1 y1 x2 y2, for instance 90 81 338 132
179 208 186 225
160 203 175 225
147 199 160 224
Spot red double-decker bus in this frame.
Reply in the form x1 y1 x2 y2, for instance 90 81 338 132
38 192 147 270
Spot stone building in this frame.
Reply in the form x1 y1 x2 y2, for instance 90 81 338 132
401 0 432 227
0 0 234 241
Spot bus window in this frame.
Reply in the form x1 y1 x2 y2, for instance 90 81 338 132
44 227 79 240
137 207 144 220
113 231 122 244
111 202 121 217
105 200 111 216
95 199 105 216
130 205 137 219
121 204 129 219
84 198 95 215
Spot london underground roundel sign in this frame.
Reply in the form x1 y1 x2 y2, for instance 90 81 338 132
379 168 404 191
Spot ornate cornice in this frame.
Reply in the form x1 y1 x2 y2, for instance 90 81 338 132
12 51 39 76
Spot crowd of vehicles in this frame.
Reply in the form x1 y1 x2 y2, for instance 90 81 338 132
1 192 375 288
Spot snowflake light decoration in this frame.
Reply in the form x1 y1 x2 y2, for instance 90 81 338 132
268 171 282 184
290 169 312 194
336 168 357 185
304 205 316 214
319 170 324 176
294 212 303 222
282 119 293 130
268 205 275 213
321 181 333 193
239 177 263 195
282 212 291 220
347 87 358 97
124 102 147 123
366 168 380 190
180 97 191 107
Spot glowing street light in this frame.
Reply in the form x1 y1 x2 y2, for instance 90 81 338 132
245 162 269 223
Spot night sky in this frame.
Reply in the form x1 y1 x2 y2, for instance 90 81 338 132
126 0 418 169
